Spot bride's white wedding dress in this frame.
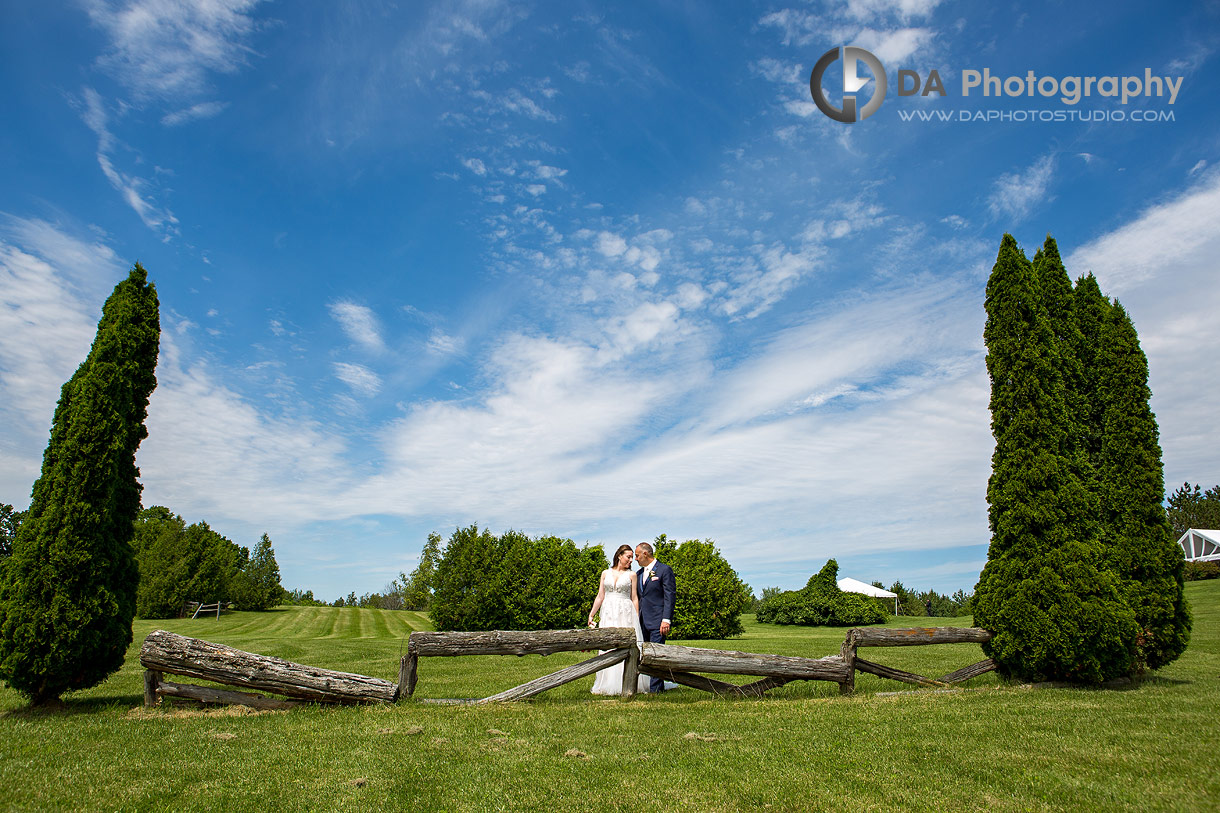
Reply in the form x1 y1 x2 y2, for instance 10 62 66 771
591 569 651 695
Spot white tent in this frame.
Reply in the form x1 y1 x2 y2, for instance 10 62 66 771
838 577 898 615
1178 529 1220 562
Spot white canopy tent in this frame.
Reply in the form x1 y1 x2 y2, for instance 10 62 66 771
838 577 898 615
1178 529 1220 562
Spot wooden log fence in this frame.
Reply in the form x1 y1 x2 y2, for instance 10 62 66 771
137 625 997 711
838 626 996 694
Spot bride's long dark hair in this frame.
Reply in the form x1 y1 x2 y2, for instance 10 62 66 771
611 544 633 569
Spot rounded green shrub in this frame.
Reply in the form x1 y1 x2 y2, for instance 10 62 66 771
756 559 887 627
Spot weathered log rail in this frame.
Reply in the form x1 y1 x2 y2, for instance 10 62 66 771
138 624 997 711
402 628 641 704
140 630 398 706
837 626 996 694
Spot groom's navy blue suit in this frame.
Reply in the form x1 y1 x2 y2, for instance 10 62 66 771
638 560 676 693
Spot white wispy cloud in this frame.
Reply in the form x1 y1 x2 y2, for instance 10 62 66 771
0 218 352 530
427 331 464 355
0 218 125 500
328 301 385 352
333 362 382 397
161 101 229 126
988 154 1055 222
853 26 935 63
1066 170 1220 487
84 0 263 101
80 88 179 233
845 0 943 23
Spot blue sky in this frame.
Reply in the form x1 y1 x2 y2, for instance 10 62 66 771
2 1 1218 602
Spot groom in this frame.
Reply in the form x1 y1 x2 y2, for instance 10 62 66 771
634 542 676 693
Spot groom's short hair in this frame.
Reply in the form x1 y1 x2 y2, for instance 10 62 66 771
635 542 654 556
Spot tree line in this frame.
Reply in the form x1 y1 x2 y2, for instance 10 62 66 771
132 507 283 617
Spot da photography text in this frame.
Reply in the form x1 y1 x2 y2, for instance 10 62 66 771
810 45 1185 124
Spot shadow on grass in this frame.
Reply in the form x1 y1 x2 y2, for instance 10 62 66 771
1136 674 1191 688
1 693 145 718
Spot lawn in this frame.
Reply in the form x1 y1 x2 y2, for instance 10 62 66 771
1 581 1217 811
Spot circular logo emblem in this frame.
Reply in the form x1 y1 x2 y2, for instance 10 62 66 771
810 46 887 123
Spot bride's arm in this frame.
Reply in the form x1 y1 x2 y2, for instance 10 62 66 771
588 571 607 627
631 572 640 615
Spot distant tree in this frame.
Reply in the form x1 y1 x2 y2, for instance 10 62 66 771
233 534 283 611
652 535 753 639
752 586 783 613
1184 561 1220 581
1095 302 1190 670
1167 483 1220 538
284 588 327 606
396 532 442 610
0 504 24 561
950 589 974 616
888 580 925 617
973 235 1137 685
916 589 960 618
378 583 405 610
757 559 886 627
0 265 159 705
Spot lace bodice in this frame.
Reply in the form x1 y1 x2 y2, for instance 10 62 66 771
602 569 633 597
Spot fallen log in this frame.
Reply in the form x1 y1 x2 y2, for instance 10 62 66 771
155 678 304 710
638 667 749 696
938 658 998 684
408 628 637 657
848 627 992 647
478 649 629 703
640 643 850 682
139 630 397 704
853 657 949 688
637 668 795 697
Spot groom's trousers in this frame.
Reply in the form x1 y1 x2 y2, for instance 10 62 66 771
645 627 667 693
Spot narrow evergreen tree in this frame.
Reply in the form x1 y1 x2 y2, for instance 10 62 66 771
0 265 159 705
1071 273 1112 471
1034 237 1097 511
973 236 1137 684
1095 302 1190 669
234 533 283 611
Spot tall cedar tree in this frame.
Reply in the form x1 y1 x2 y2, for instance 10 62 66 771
973 236 1138 684
0 265 159 705
1034 238 1097 517
1095 302 1190 668
1071 273 1112 476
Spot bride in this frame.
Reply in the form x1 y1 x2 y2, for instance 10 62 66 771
588 545 651 695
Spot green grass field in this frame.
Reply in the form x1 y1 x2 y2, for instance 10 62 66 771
2 581 1218 811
